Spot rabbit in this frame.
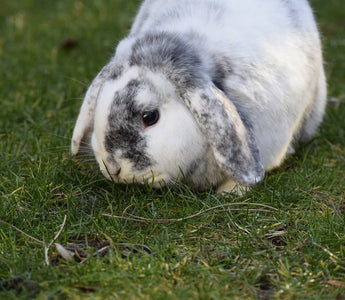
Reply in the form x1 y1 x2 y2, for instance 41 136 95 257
71 0 326 194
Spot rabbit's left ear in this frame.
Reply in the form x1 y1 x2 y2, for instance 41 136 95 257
182 85 264 186
71 62 118 155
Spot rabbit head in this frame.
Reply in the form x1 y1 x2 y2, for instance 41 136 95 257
71 34 264 190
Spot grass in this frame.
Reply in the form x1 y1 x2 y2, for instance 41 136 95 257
0 0 345 299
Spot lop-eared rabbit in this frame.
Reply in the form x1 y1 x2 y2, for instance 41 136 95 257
71 0 326 194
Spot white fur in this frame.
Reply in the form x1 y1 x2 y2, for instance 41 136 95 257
71 0 326 193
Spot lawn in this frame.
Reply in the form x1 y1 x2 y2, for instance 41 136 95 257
1 0 345 299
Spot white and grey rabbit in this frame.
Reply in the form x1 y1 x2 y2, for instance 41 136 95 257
71 0 326 193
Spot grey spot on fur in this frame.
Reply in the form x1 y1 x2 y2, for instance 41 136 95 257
212 63 227 92
110 66 123 80
129 32 205 90
211 58 235 93
184 157 205 182
105 80 152 171
183 152 225 189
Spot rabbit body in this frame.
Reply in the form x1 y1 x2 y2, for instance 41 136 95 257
71 0 326 193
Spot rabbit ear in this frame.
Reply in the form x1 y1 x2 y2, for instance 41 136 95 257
183 85 264 185
71 62 120 155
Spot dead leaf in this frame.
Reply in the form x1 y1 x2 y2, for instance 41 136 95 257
54 243 74 262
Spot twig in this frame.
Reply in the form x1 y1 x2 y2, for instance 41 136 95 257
92 245 110 257
0 216 68 266
0 219 45 245
102 202 278 224
45 215 67 266
49 215 67 248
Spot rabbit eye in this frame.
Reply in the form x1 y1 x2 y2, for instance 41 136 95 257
142 109 160 127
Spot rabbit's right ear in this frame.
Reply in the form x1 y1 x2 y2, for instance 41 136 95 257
182 84 264 186
71 62 119 155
